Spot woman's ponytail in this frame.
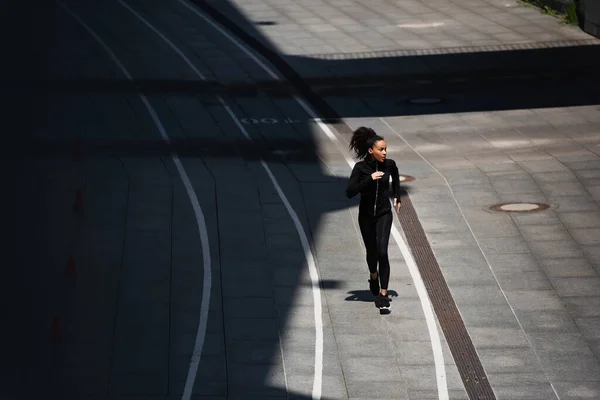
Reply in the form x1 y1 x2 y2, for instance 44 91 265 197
349 126 384 160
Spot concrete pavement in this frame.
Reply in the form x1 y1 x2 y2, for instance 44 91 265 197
10 0 600 399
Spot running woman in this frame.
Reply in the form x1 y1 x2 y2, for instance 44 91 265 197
346 127 402 310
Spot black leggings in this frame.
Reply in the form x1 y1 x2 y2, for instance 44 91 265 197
358 211 392 290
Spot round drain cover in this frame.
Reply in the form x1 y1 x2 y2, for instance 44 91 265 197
489 202 550 213
390 175 416 183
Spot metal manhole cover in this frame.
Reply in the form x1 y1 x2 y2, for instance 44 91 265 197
489 202 550 213
390 175 416 183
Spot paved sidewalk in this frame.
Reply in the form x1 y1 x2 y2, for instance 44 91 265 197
20 0 600 399
212 0 594 54
201 0 600 80
321 95 600 399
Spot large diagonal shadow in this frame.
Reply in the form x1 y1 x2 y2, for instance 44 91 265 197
5 0 600 398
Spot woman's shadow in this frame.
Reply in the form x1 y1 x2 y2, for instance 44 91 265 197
345 290 399 314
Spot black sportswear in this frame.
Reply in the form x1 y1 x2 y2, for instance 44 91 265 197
345 158 401 218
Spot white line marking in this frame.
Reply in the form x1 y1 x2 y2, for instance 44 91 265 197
174 1 449 399
120 1 321 397
221 101 323 400
57 4 212 400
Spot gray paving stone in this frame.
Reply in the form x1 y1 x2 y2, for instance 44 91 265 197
448 284 509 307
478 236 531 254
224 277 273 298
476 161 524 174
224 317 279 341
281 305 333 328
510 210 564 226
582 246 600 269
504 290 566 311
394 340 455 367
558 211 600 228
485 371 551 386
426 231 478 249
224 297 277 319
440 264 498 285
576 168 600 180
518 223 572 242
287 375 347 399
400 364 466 391
272 264 311 287
486 252 542 274
539 181 591 197
549 196 600 212
519 160 570 173
400 389 469 400
528 332 596 356
574 317 600 340
537 353 600 382
171 332 224 357
227 339 282 364
452 190 502 206
340 357 403 383
516 310 580 333
226 363 286 397
562 297 600 317
432 247 489 271
570 228 600 245
496 270 553 291
468 219 523 238
417 216 471 234
549 277 600 297
538 258 598 277
528 240 584 259
552 381 600 400
345 380 408 399
477 346 544 374
467 326 531 348
590 339 600 361
384 319 439 345
489 384 557 400
333 333 396 358
563 160 600 171
497 191 550 205
491 178 542 193
413 202 463 218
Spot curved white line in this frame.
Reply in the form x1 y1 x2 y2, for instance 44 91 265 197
172 1 449 399
57 4 213 400
118 1 322 397
221 101 323 400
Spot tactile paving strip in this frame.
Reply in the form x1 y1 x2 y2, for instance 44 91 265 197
397 195 496 400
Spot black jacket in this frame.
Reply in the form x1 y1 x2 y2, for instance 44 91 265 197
346 158 401 218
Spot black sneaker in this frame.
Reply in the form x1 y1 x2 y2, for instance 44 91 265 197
376 294 391 310
368 274 379 296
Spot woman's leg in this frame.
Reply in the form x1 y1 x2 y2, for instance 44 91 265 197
375 211 393 293
358 216 378 275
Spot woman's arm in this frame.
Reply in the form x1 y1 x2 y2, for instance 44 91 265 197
391 160 402 210
346 164 373 198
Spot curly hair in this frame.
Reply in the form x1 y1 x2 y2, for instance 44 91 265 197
348 126 384 160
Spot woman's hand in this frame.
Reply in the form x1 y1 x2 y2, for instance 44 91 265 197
393 198 401 212
371 171 384 180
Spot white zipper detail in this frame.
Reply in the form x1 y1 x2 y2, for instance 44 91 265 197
374 162 379 216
